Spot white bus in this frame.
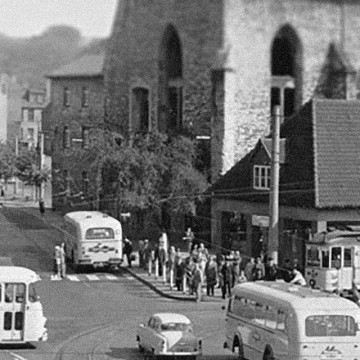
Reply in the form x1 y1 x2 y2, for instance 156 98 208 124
224 281 360 360
0 266 47 344
63 211 123 271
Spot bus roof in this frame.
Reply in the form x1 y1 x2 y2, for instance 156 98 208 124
233 281 359 310
0 266 41 283
64 211 121 227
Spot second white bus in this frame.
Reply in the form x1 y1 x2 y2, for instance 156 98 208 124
0 266 47 344
63 211 123 270
224 281 360 360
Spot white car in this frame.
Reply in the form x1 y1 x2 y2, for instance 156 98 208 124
136 312 202 359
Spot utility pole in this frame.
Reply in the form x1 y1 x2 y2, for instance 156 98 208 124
268 105 281 265
14 136 19 195
39 132 44 201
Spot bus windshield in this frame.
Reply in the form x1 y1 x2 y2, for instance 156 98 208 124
306 246 320 267
85 228 114 240
306 315 357 337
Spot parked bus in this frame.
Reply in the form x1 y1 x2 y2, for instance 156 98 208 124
224 281 360 360
0 266 47 344
63 211 123 271
305 229 360 299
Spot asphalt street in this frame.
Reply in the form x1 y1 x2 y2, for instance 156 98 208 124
0 206 237 360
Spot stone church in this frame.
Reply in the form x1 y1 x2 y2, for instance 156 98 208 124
104 0 360 185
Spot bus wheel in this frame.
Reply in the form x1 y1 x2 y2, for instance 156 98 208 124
263 345 274 360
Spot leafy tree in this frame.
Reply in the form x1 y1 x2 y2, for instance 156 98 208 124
0 142 16 182
15 148 50 191
98 132 209 229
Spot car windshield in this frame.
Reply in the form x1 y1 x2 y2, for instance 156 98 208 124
161 322 193 332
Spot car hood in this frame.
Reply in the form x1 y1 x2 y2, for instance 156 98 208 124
162 331 198 349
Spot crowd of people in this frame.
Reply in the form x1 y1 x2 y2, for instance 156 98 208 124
130 228 307 302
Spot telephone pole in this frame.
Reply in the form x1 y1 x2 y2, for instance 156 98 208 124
268 105 281 265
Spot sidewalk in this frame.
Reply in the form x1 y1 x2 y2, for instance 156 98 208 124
1 199 225 302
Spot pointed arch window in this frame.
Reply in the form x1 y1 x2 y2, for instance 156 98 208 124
131 87 150 133
270 25 302 120
159 25 183 133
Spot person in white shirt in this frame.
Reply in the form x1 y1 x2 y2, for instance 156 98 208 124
290 269 307 286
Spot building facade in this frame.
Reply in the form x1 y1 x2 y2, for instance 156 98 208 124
104 0 360 185
43 54 105 205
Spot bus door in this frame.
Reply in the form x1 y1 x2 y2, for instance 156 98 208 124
2 283 25 341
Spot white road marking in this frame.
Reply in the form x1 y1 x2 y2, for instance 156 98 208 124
86 274 100 281
66 275 80 281
8 351 29 360
105 274 118 280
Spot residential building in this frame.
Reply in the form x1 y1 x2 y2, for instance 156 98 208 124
0 74 23 147
19 88 47 149
43 54 106 205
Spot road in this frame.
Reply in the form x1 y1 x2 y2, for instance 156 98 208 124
0 207 236 360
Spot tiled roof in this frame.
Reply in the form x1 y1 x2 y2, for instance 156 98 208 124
313 99 360 208
211 98 360 209
47 54 104 78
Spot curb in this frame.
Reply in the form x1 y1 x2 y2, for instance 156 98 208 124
125 268 196 302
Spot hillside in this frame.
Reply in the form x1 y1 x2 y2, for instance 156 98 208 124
0 25 107 88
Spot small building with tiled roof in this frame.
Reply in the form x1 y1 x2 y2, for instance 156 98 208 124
43 53 106 209
210 98 360 268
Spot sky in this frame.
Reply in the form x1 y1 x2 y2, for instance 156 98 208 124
0 0 118 38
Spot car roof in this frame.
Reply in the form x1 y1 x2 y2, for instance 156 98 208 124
152 313 191 324
0 266 41 283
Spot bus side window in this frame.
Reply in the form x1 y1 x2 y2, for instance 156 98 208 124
28 283 38 303
15 283 25 303
331 247 342 268
5 284 14 302
277 309 287 332
344 248 352 268
253 302 265 325
321 250 329 268
265 305 277 330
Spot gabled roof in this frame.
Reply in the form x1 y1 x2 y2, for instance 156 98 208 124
211 98 360 209
47 54 104 79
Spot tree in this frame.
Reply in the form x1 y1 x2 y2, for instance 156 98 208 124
0 142 16 183
98 132 209 230
15 148 51 198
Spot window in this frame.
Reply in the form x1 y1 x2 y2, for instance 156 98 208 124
63 126 70 148
344 248 352 267
306 246 320 267
131 87 149 133
15 284 25 303
265 306 277 330
254 165 271 190
81 86 89 107
28 109 34 122
85 228 115 240
63 87 70 107
321 249 330 268
305 315 356 337
27 128 34 142
277 309 287 331
331 247 342 268
22 109 28 122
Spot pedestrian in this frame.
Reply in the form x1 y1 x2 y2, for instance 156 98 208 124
282 259 294 282
221 256 234 299
123 238 133 268
264 257 277 281
191 244 199 262
138 240 145 269
244 257 255 281
183 227 195 254
60 243 66 278
253 256 265 281
185 257 196 294
39 199 45 216
53 246 62 280
159 230 168 255
290 269 307 286
205 256 218 296
198 243 209 274
157 243 167 277
232 250 242 286
175 256 185 291
193 262 203 302
143 239 151 271
168 246 176 288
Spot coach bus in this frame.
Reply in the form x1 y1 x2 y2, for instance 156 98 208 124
305 229 360 299
0 266 47 344
224 281 360 360
63 211 123 271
